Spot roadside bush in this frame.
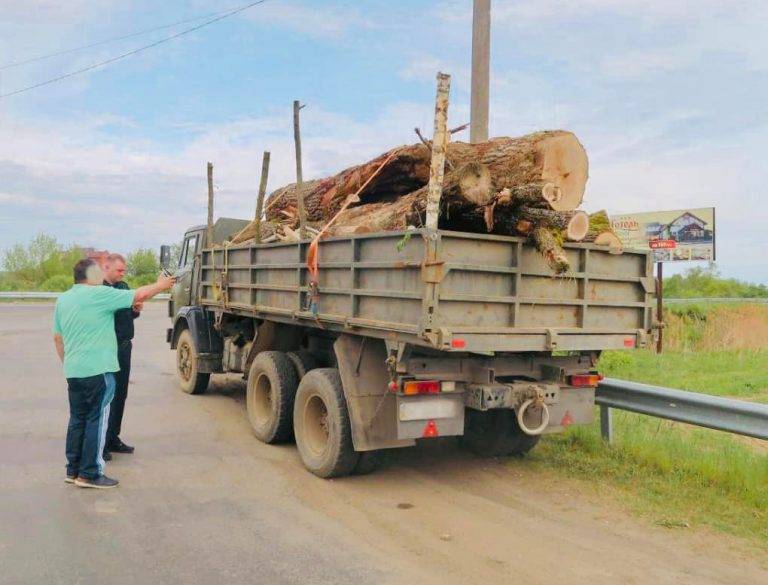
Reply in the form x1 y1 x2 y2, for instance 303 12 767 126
39 274 73 292
665 265 768 299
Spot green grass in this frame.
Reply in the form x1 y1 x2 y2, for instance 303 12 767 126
530 349 768 548
599 348 768 399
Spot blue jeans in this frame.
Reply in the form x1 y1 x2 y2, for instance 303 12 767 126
65 373 116 479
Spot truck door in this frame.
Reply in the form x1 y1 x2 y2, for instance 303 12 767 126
172 231 201 308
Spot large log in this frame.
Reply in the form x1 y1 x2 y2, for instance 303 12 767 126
264 130 588 223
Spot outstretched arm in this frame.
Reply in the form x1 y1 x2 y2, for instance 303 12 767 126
134 275 175 304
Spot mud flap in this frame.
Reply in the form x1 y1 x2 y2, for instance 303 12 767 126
334 335 415 452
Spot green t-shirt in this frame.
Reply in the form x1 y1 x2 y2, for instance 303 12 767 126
53 284 136 378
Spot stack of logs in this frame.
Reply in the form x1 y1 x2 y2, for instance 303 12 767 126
230 130 621 274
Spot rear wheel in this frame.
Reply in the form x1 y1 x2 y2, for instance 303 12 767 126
246 351 298 443
176 329 210 395
287 350 318 380
293 368 358 478
462 409 540 457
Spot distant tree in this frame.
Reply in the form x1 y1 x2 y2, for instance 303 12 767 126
1 234 84 291
665 265 768 298
2 234 61 289
125 248 160 288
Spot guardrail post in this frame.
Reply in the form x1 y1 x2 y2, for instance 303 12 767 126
600 405 613 443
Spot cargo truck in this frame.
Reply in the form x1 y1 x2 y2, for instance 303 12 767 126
165 217 654 477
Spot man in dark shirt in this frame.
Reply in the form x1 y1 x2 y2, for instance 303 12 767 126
102 253 141 456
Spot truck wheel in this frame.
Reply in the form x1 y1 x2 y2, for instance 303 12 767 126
462 409 540 457
176 329 210 395
246 352 298 444
353 450 386 475
287 350 318 380
293 368 359 478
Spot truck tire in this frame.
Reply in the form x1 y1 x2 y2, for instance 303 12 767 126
176 329 210 395
293 368 359 478
246 351 299 444
462 409 540 457
352 450 387 475
287 350 318 380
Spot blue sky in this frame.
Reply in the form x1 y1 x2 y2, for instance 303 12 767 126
1 0 766 282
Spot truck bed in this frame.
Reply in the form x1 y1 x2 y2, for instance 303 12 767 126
199 229 655 353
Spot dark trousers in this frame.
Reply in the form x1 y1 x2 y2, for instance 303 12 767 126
106 340 132 446
66 373 115 479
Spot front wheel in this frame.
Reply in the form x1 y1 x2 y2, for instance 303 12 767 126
176 329 210 394
293 368 358 478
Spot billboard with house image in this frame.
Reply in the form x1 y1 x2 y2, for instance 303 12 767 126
609 207 715 263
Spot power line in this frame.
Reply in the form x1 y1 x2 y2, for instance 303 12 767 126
0 5 243 71
0 0 269 99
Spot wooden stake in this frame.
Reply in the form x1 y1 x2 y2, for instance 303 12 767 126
206 162 214 245
254 151 271 243
293 100 308 239
470 0 490 143
425 72 451 230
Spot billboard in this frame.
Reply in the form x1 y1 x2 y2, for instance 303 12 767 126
609 207 716 263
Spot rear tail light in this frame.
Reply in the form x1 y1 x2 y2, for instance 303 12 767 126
403 380 441 395
569 373 604 387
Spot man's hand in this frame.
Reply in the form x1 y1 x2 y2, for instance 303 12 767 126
156 274 176 290
132 301 144 313
134 274 177 303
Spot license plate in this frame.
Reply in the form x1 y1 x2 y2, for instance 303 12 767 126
398 397 462 421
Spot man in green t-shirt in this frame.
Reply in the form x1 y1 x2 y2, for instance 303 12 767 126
53 258 175 489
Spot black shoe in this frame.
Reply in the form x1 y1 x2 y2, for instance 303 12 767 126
65 473 77 484
102 449 113 461
108 438 134 454
75 475 119 489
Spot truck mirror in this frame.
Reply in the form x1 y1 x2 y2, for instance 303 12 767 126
159 245 171 269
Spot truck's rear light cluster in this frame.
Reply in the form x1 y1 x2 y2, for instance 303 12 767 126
403 380 441 395
569 373 604 387
450 338 466 349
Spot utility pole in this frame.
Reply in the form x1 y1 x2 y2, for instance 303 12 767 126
293 100 308 239
470 0 490 144
206 162 214 245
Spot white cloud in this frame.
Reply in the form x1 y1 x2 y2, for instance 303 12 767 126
238 1 372 39
0 100 438 255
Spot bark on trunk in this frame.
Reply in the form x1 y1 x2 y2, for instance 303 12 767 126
264 130 588 224
531 227 570 274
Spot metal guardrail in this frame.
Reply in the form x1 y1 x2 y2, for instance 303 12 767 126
0 292 170 300
596 378 768 442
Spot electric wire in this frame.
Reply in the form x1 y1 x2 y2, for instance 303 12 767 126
0 0 269 99
0 5 243 71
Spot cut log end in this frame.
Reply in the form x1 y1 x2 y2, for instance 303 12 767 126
536 133 588 212
457 162 493 206
566 210 589 241
594 231 623 251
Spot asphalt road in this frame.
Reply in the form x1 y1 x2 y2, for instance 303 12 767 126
1 303 766 585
